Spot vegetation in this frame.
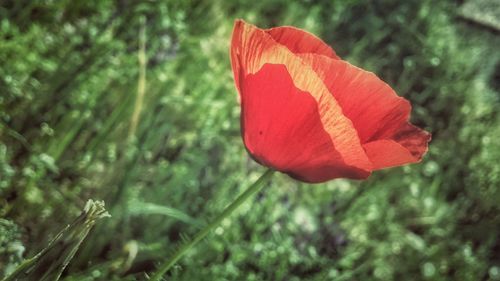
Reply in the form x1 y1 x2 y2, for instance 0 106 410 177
1 0 499 280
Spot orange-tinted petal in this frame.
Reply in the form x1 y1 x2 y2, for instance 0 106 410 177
362 140 417 169
265 26 340 59
231 19 373 175
299 53 431 169
298 54 411 143
241 63 370 182
363 124 431 169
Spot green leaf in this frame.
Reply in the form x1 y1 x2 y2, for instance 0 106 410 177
128 201 201 227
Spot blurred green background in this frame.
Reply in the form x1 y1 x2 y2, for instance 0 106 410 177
1 0 499 280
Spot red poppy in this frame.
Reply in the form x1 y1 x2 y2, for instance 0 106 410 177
230 19 431 183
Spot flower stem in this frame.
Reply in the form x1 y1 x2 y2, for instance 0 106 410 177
148 168 275 280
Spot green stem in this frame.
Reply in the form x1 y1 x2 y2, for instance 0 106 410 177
149 168 275 280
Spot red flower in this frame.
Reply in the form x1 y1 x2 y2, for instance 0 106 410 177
230 19 431 183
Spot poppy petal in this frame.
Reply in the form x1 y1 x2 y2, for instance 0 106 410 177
241 63 370 182
231 19 373 176
362 140 417 169
298 53 430 169
265 26 340 59
363 124 431 169
298 54 411 143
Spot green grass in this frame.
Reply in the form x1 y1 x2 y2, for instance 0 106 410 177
1 0 499 280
